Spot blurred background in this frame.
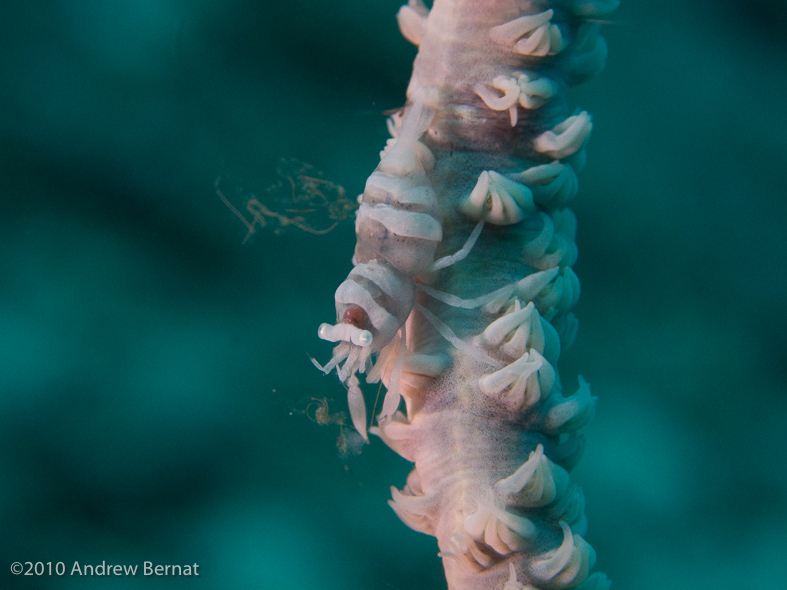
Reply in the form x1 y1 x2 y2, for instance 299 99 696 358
1 1 785 589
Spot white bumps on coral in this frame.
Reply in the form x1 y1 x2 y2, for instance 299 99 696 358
534 111 593 159
490 9 564 57
463 502 537 560
546 484 588 534
510 162 579 210
519 211 578 271
475 72 558 126
482 267 560 315
529 521 595 587
494 444 570 508
478 299 561 365
561 23 609 84
460 170 535 225
535 266 581 319
538 376 597 436
470 266 576 320
478 348 555 410
553 312 580 350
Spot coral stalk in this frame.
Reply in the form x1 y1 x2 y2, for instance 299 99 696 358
317 1 617 588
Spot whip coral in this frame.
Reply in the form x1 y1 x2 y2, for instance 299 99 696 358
316 1 618 588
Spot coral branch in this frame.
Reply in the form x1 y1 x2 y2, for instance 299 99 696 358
316 1 617 588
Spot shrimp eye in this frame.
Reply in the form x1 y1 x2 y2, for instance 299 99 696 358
342 304 368 329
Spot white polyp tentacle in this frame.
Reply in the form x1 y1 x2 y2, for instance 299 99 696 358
553 312 579 350
500 322 530 359
494 444 570 509
529 522 594 587
549 235 576 271
533 111 593 159
477 299 557 364
539 314 562 366
548 22 565 54
396 0 430 46
478 350 544 409
518 209 578 272
533 348 556 393
475 76 520 111
550 433 586 473
483 267 561 315
516 71 558 109
474 76 520 126
479 299 532 349
565 148 588 175
522 212 555 261
539 375 597 435
485 514 513 556
475 72 557 126
553 207 578 243
561 22 608 84
460 533 495 568
427 220 484 272
530 522 577 580
463 488 541 562
547 485 587 534
459 170 535 225
534 267 581 319
478 298 560 364
489 10 563 57
464 503 537 553
510 162 579 210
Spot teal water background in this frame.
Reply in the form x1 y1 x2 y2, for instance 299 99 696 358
2 1 786 589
